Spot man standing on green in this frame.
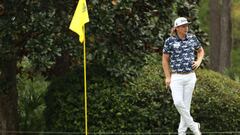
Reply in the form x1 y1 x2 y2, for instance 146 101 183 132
162 17 204 135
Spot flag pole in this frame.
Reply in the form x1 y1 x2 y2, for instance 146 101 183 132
68 0 89 133
83 26 88 135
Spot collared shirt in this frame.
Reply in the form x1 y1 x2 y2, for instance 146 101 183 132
163 33 201 73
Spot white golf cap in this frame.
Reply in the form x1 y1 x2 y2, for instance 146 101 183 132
174 17 191 27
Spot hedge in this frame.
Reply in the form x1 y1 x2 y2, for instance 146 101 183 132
193 69 240 132
45 55 240 133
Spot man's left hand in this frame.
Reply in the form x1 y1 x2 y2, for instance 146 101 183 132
192 60 201 70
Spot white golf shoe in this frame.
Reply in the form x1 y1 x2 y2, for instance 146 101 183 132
193 123 201 135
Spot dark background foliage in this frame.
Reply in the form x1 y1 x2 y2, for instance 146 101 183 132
1 0 239 134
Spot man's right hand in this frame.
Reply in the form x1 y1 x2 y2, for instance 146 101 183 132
165 77 171 89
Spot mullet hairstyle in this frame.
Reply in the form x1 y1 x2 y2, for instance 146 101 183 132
170 27 177 36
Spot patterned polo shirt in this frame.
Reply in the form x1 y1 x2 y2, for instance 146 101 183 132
163 33 201 73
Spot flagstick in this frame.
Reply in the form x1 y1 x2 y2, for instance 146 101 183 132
68 0 89 133
83 27 88 135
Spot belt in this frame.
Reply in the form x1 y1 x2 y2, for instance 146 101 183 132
172 71 194 74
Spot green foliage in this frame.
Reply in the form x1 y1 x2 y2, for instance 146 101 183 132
232 0 240 47
86 54 177 133
0 0 80 74
230 1 240 80
229 47 240 81
1 0 208 81
45 54 240 133
44 69 84 132
194 69 240 131
197 0 209 34
18 73 49 131
87 0 175 82
44 54 178 133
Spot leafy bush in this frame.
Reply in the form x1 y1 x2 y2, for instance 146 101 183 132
18 73 49 131
86 54 178 133
44 54 178 133
45 54 240 133
44 69 84 132
193 69 240 132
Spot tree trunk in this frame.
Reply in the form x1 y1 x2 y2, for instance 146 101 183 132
50 51 71 77
219 0 232 73
209 0 232 73
209 0 221 71
0 57 18 135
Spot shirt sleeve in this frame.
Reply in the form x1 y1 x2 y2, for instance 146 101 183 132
163 38 171 54
193 35 202 50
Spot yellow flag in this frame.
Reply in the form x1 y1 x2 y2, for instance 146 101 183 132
69 0 89 43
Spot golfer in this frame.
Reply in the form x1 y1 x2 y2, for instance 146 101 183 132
162 17 204 135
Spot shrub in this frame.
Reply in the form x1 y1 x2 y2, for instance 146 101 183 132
45 54 240 133
87 54 178 133
18 73 48 131
193 69 240 132
44 69 84 132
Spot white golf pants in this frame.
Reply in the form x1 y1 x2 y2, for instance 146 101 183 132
170 72 198 134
